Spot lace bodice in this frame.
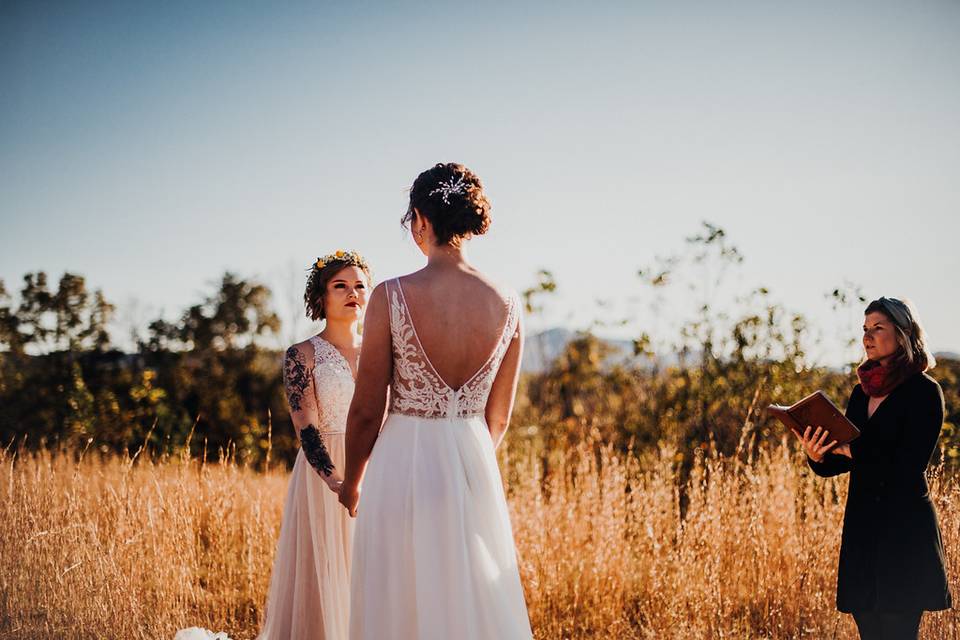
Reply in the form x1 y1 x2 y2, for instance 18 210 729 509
386 278 520 420
308 335 356 434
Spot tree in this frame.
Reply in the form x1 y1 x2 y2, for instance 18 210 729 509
178 273 280 351
15 272 53 350
142 272 284 462
0 279 26 355
1 272 114 354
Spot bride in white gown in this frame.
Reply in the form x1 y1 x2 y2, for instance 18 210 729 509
339 163 533 639
175 251 370 640
256 250 371 640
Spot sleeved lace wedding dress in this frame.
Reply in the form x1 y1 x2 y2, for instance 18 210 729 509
258 335 356 639
176 335 355 640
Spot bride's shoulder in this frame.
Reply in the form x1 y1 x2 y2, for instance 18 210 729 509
369 273 413 295
475 275 519 306
366 280 393 308
390 269 516 306
454 273 519 312
284 337 317 367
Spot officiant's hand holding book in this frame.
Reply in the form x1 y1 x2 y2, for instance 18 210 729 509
796 426 852 462
767 390 860 462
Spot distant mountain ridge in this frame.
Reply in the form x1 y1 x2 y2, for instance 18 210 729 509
521 328 665 373
521 331 960 374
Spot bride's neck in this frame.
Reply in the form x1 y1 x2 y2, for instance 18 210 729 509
425 243 469 269
320 319 361 347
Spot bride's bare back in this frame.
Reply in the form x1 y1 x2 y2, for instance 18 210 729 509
342 162 526 521
396 267 515 391
340 163 533 640
345 260 524 459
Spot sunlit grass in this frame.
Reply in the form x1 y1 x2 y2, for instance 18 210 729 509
2 440 957 639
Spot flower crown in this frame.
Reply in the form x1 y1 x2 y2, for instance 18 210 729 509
313 249 369 272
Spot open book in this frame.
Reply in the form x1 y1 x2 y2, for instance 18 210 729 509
768 390 860 445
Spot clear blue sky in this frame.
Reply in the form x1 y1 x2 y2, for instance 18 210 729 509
2 1 958 363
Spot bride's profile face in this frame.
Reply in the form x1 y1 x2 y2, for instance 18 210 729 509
323 266 369 323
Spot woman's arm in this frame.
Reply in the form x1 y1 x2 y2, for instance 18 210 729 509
808 451 853 477
340 283 392 516
895 378 945 476
282 343 340 491
484 310 524 449
802 424 853 477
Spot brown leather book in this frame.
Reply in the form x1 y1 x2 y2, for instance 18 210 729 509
768 390 861 445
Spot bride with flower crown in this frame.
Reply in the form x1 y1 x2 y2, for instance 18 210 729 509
340 163 533 639
256 250 371 640
177 250 372 640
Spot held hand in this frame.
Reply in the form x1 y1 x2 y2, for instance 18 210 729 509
833 443 852 459
323 472 344 496
338 482 360 518
793 425 837 463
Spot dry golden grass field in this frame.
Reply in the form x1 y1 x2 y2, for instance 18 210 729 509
2 441 958 640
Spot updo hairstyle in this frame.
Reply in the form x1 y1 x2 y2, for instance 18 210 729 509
401 163 492 246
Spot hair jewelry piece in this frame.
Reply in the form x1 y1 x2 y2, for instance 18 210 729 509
428 176 468 204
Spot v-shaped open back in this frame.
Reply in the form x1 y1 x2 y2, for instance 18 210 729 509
386 277 520 419
395 279 512 392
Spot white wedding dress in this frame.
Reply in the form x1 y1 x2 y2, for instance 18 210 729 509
349 278 533 640
256 335 356 640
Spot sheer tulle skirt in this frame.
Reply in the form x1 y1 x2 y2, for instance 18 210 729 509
349 413 532 640
258 435 353 640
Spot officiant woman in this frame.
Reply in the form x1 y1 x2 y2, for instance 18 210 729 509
796 297 951 640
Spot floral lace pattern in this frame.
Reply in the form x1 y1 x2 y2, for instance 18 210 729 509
386 278 520 419
308 335 356 434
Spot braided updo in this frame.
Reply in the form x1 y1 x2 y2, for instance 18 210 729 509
402 163 492 246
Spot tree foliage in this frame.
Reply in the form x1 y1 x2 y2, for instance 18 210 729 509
2 228 957 472
0 272 292 466
515 222 960 471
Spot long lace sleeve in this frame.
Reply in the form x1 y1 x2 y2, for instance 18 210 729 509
283 344 336 478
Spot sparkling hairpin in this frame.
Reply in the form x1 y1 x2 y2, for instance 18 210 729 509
428 176 468 204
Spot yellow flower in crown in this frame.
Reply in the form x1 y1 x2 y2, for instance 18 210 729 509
312 249 369 273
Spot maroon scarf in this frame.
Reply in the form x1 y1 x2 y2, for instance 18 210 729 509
857 359 919 398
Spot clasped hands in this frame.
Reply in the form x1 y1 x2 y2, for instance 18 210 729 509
315 468 360 517
337 482 360 518
319 472 360 517
793 425 852 462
